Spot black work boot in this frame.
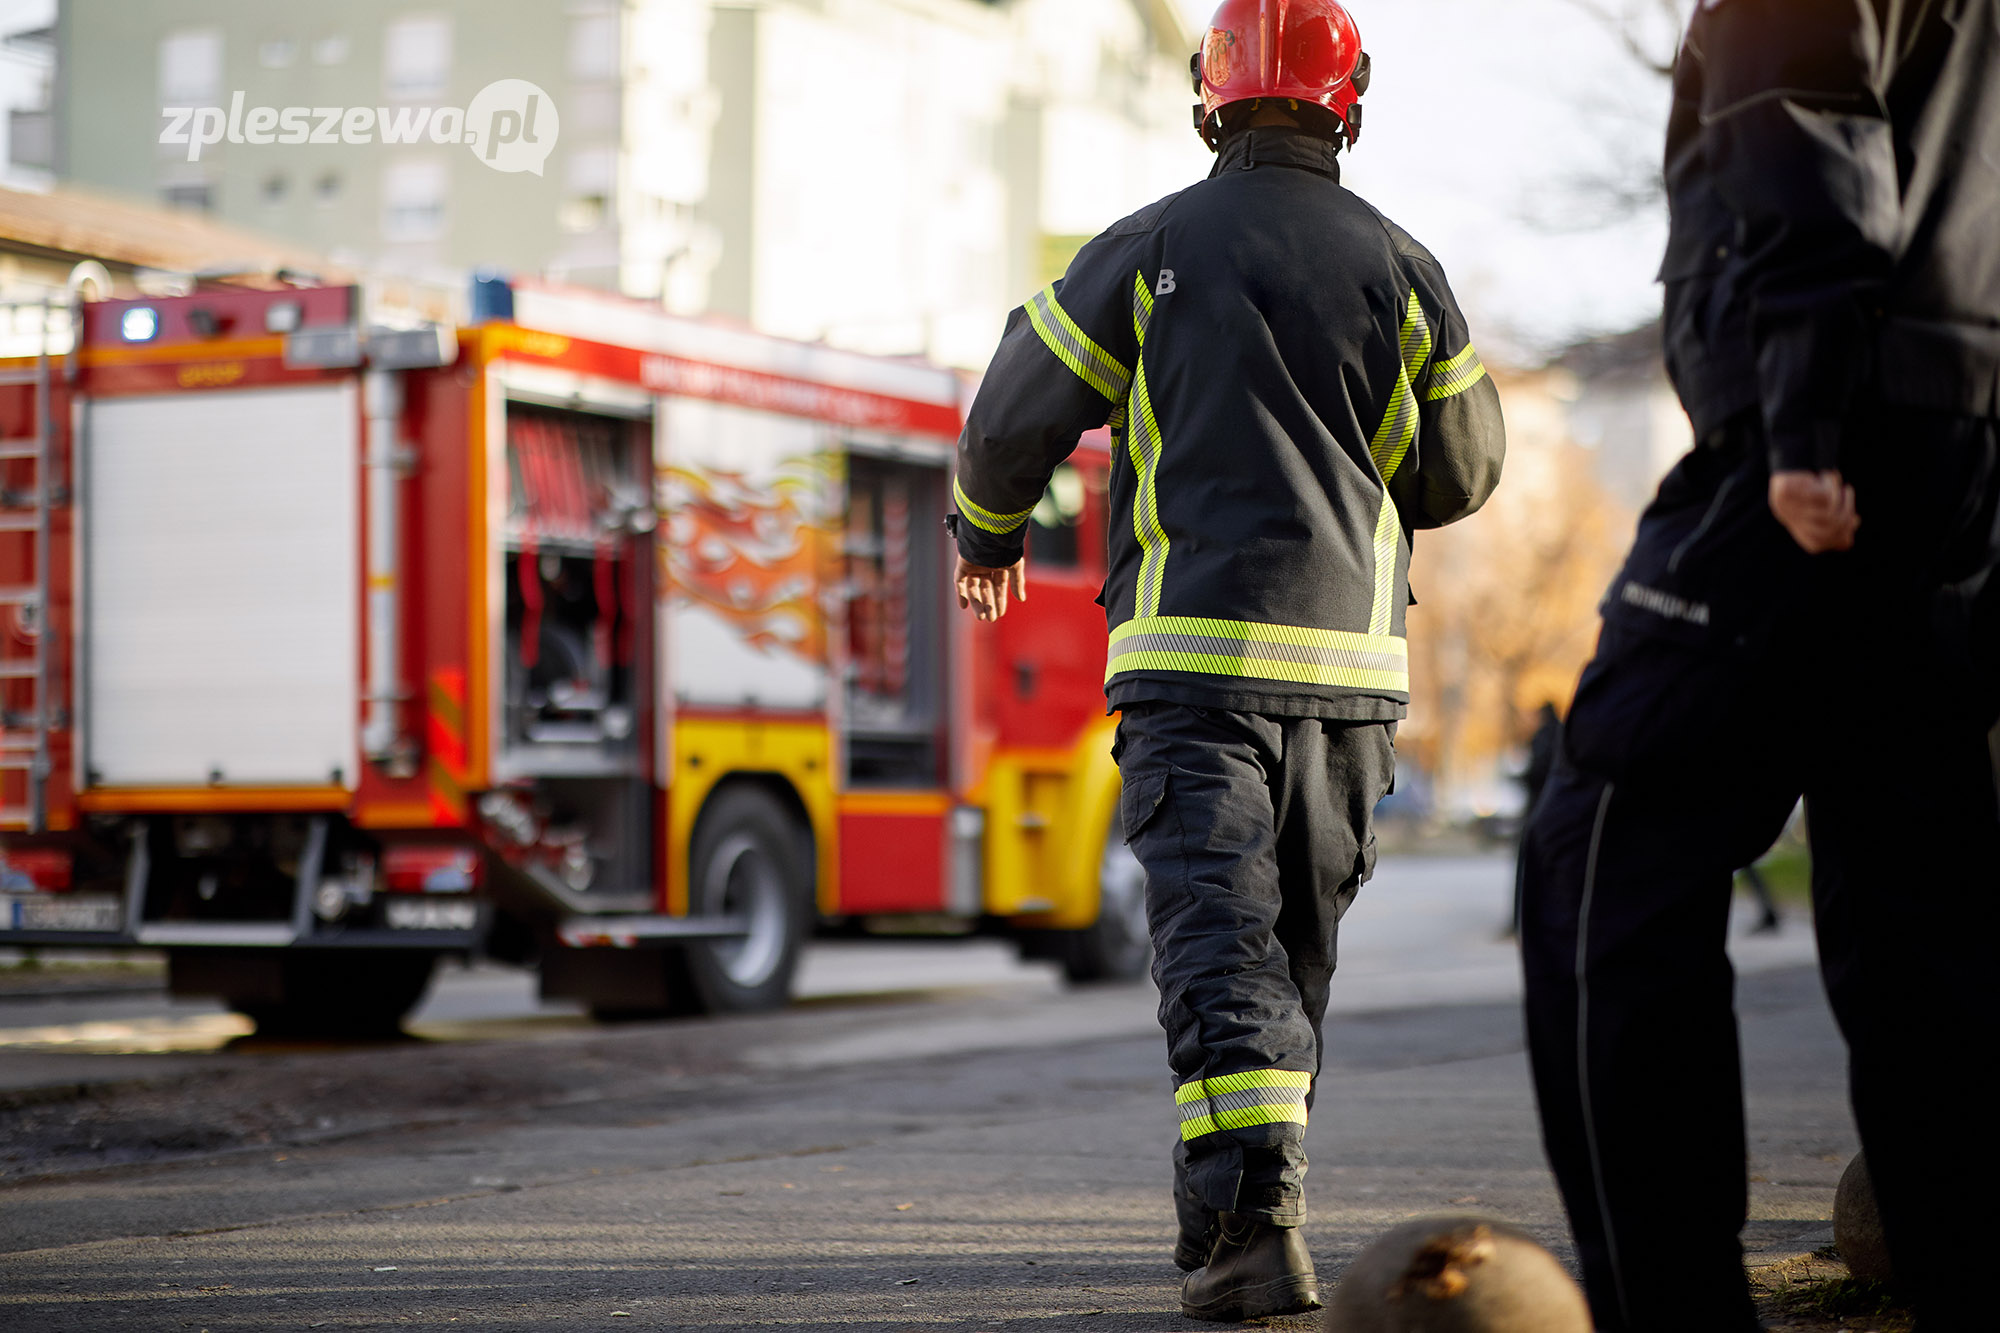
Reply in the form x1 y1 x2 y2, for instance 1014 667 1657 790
1180 1211 1320 1322
1174 1227 1212 1273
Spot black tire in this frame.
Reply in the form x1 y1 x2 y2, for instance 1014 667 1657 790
1058 811 1153 984
674 785 811 1014
232 951 438 1038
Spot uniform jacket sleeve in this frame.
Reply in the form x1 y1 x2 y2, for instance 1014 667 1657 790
1692 0 1898 473
1397 255 1506 530
953 233 1145 567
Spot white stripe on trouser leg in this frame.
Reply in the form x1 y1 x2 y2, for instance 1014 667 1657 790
1574 780 1632 1326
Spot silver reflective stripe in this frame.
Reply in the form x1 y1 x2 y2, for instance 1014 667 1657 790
1026 284 1130 403
1178 1084 1309 1127
1127 270 1169 616
1113 630 1404 676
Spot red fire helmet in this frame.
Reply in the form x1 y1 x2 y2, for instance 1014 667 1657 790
1192 0 1370 150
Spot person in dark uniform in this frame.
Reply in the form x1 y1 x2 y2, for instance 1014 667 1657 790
1509 701 1563 936
1519 3 2000 1329
949 0 1505 1319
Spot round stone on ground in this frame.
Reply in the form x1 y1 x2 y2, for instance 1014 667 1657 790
1835 1151 1893 1282
1325 1213 1591 1332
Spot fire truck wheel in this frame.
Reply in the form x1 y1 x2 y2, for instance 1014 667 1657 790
1059 813 1154 984
221 951 439 1038
677 785 811 1014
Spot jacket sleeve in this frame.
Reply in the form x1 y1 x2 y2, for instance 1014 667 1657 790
1692 0 1897 473
1395 257 1506 530
953 237 1143 567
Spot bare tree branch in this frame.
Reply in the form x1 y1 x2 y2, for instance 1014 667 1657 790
1554 0 1681 77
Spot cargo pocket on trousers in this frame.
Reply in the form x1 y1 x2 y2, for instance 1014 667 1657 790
1119 766 1190 930
1119 767 1168 845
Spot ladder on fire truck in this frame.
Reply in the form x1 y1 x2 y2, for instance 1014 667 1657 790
0 297 67 834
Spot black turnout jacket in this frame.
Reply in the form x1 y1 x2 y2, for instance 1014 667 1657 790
1663 0 2000 467
953 127 1506 719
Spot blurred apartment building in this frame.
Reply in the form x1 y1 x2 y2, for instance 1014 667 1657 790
1 0 52 193
38 0 1207 369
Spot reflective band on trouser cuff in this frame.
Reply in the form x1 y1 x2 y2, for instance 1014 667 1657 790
1026 284 1130 403
953 476 1034 536
1106 616 1409 693
1176 1068 1312 1141
1428 342 1488 401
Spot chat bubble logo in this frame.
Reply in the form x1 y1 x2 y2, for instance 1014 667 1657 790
465 79 559 175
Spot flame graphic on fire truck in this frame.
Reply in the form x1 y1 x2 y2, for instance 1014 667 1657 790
658 454 842 664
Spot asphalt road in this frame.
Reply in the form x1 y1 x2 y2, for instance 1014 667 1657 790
0 854 1857 1331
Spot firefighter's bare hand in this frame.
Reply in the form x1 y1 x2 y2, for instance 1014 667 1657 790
1769 469 1859 554
954 556 1027 621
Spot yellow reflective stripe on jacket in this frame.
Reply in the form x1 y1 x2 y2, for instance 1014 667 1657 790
1365 290 1433 636
1369 289 1432 483
1106 616 1409 693
952 476 1035 536
1427 342 1488 401
1368 493 1400 635
1131 270 1154 345
1026 284 1130 403
1127 271 1170 617
1176 1067 1312 1141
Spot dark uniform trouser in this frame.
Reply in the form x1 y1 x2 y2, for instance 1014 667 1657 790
1522 413 2000 1333
1113 701 1395 1258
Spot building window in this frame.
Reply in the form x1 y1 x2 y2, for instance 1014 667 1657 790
8 109 52 171
384 16 451 100
162 181 214 213
559 196 606 233
1028 465 1085 568
311 35 349 66
260 174 288 204
561 145 615 233
569 12 620 83
313 172 342 205
382 159 448 241
258 38 296 69
159 30 222 105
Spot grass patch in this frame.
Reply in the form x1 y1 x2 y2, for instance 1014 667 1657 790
1768 1277 1912 1329
1741 843 1812 903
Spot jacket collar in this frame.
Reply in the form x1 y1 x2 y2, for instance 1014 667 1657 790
1209 126 1343 181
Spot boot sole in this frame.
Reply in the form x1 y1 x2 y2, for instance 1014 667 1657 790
1180 1273 1321 1322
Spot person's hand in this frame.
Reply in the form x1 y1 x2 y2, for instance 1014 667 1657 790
1769 469 1859 553
955 556 1027 621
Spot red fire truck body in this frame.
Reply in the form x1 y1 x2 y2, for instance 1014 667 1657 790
0 278 1141 1030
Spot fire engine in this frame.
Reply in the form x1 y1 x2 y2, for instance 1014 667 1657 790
0 275 1143 1033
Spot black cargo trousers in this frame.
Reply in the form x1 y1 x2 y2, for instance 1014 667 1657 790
1520 412 2000 1333
1113 700 1396 1267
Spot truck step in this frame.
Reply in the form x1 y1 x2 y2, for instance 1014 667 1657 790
0 662 42 679
0 514 41 532
0 442 44 461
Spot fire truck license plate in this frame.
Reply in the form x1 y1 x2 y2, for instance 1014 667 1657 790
7 895 122 932
384 899 478 932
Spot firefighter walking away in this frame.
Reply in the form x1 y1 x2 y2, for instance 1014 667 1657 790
951 0 1505 1318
